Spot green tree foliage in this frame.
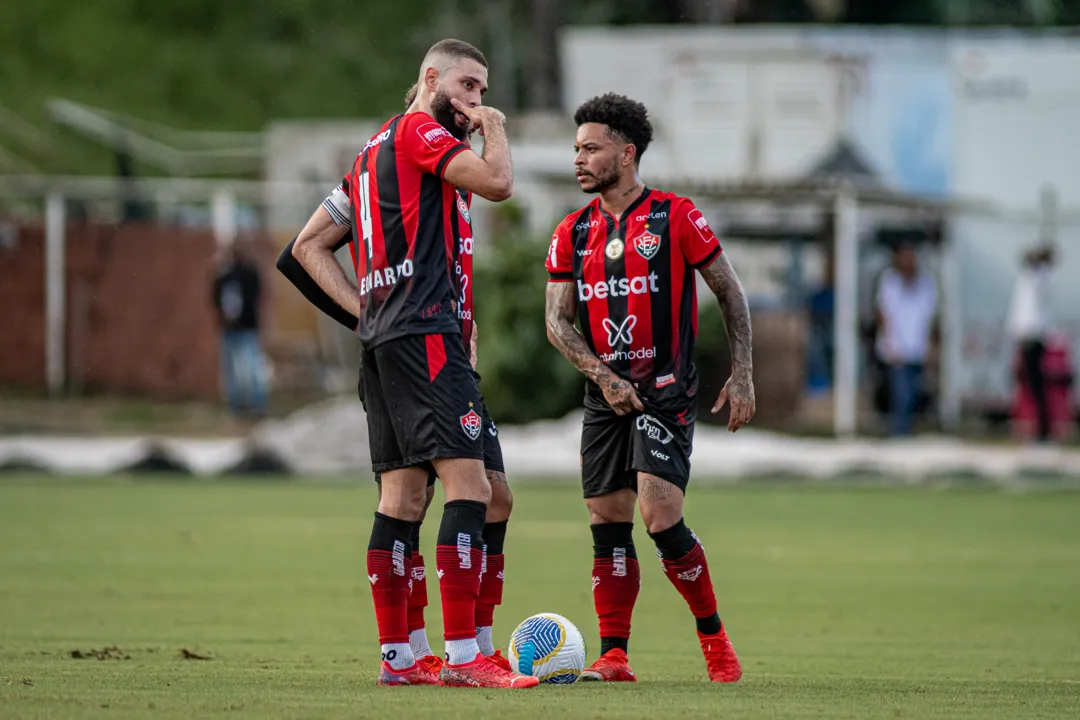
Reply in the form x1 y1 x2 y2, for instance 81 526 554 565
0 0 444 131
472 231 585 424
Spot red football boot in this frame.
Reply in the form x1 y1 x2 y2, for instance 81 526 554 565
698 628 742 683
486 649 513 673
439 653 540 688
416 654 444 679
579 648 637 682
377 659 442 686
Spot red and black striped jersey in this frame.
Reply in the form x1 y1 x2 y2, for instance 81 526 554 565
545 187 722 401
343 111 469 348
449 188 475 349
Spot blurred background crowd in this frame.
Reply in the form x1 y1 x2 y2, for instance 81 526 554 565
1 0 1077 443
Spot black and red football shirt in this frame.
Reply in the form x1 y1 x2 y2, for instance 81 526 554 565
343 111 468 348
545 187 722 399
449 188 475 350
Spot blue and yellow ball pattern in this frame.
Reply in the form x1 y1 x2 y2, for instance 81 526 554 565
506 612 586 684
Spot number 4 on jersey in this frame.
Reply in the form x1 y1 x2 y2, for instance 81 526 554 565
358 170 374 261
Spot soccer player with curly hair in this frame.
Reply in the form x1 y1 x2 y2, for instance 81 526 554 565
545 93 755 683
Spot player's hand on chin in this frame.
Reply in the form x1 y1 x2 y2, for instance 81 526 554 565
712 372 756 432
603 376 645 416
450 98 505 137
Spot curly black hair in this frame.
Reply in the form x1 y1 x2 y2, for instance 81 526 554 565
573 93 654 165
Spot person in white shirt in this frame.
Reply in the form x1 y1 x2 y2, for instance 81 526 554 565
1007 244 1056 442
875 242 938 436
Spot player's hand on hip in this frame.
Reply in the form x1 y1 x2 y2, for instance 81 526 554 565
713 372 756 432
450 98 505 136
602 376 645 416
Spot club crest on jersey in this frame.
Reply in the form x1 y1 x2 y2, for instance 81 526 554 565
633 230 662 260
456 193 471 224
605 237 624 260
460 407 482 440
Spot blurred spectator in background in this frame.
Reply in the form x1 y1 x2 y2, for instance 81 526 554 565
805 247 835 395
875 242 937 436
1007 243 1056 443
212 243 267 419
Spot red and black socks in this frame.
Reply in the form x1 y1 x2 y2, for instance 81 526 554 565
436 500 487 665
367 512 416 670
475 520 508 656
649 519 722 636
591 522 641 656
406 520 433 659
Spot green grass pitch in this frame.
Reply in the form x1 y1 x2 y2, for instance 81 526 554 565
1 476 1079 718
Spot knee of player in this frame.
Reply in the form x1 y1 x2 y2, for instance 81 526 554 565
639 499 683 534
378 491 427 521
585 490 636 525
638 494 684 534
642 513 682 535
487 472 513 518
418 485 437 521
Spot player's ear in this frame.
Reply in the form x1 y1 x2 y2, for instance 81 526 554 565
424 66 439 92
622 142 638 169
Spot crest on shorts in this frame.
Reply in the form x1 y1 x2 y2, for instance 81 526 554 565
460 407 483 440
633 230 662 260
605 237 624 260
457 193 471 225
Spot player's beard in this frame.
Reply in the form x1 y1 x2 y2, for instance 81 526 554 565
580 157 620 194
430 89 469 141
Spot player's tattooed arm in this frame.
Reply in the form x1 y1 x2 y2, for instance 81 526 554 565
292 205 361 319
545 282 644 416
699 252 756 431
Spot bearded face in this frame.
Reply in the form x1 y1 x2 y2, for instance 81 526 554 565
430 88 470 141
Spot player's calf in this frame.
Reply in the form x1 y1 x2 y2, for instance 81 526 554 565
367 512 417 675
648 517 720 631
578 517 641 682
476 471 511 657
647 516 741 681
407 520 435 661
432 461 488 667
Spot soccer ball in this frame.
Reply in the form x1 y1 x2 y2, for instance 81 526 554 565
506 612 587 684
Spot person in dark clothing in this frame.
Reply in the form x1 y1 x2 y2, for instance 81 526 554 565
1008 244 1056 442
213 244 267 418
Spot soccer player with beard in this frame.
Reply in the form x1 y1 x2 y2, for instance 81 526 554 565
278 82 516 680
544 93 755 683
291 39 536 689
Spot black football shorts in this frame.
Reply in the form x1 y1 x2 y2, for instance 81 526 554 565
580 384 695 498
362 332 485 475
372 383 504 487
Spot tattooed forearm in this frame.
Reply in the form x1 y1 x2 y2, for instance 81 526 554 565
544 282 625 393
700 253 753 376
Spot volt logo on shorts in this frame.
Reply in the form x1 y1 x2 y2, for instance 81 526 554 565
603 315 637 346
637 414 674 445
650 449 670 462
460 405 482 440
